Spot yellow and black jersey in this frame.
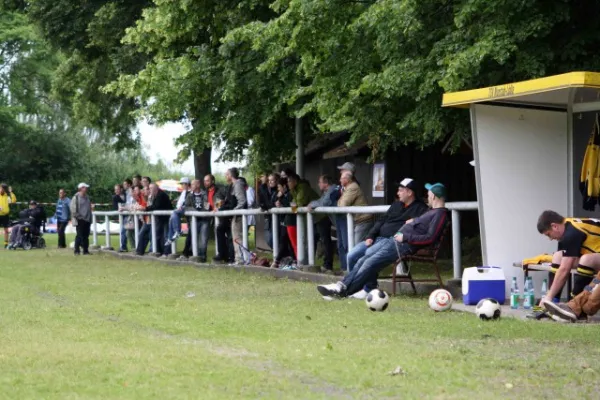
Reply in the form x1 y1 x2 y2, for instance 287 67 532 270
556 218 600 276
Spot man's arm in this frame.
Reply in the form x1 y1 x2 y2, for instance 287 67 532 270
545 256 577 301
233 182 247 210
402 210 447 246
337 186 358 207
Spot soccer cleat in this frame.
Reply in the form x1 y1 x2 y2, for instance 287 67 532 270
321 295 336 301
542 300 577 323
317 282 344 297
349 289 369 300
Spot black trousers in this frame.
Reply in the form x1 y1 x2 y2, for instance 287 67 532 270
316 217 334 269
216 217 234 262
74 219 90 254
57 220 68 248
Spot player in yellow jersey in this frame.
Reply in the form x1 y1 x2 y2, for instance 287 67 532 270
0 183 17 248
536 210 600 305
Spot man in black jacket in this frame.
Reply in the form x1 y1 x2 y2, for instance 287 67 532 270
258 173 279 249
318 182 448 299
136 183 172 256
7 201 46 249
342 178 429 298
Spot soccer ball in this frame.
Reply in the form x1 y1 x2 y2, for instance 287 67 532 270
428 289 453 312
365 289 390 312
475 298 502 320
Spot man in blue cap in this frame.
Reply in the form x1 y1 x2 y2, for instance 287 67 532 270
317 182 449 299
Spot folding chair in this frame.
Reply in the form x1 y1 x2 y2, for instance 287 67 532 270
391 221 451 295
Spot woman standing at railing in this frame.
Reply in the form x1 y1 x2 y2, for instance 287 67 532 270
271 178 296 268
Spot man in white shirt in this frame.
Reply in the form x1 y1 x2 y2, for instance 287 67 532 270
165 177 191 246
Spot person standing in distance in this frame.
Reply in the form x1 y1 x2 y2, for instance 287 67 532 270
70 183 93 255
55 188 71 249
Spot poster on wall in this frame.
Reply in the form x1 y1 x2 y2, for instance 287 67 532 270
372 163 385 198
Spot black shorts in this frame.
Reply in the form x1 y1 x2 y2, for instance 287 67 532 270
0 215 9 228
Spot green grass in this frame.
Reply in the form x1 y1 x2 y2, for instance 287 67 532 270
1 235 598 399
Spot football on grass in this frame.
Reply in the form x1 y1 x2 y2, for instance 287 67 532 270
475 298 501 320
428 289 453 312
365 289 390 312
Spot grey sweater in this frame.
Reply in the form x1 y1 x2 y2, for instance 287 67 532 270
70 193 92 225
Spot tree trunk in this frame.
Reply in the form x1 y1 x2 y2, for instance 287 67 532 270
193 147 212 179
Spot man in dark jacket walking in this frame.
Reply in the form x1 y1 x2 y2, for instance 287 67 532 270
136 183 172 256
317 182 448 299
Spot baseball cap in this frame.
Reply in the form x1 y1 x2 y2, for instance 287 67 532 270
425 183 447 199
77 182 90 189
29 200 37 205
180 177 191 184
398 177 418 193
337 162 356 173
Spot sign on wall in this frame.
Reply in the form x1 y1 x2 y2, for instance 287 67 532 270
372 163 385 198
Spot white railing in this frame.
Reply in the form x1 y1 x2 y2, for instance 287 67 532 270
92 202 478 279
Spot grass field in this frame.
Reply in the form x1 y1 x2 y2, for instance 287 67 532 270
1 234 598 399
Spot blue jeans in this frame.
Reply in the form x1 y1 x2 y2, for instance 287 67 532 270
265 218 273 249
120 224 128 251
335 216 348 271
167 209 185 241
341 238 414 296
197 218 210 258
347 237 388 289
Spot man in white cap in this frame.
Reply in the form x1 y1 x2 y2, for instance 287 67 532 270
337 162 356 174
165 177 191 246
70 183 92 255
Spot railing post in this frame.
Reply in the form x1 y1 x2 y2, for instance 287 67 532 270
191 216 198 257
92 214 98 247
214 216 220 256
297 213 306 265
118 213 123 250
452 209 462 279
104 215 112 250
346 213 355 251
306 212 315 266
134 213 140 248
242 214 249 250
151 214 157 256
272 213 279 258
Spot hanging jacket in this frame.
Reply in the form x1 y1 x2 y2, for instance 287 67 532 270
580 113 600 211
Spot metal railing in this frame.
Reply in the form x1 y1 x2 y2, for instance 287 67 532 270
92 202 478 279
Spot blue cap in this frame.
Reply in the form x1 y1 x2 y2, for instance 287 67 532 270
425 183 447 199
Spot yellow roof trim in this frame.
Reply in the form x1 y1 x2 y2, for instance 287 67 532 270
442 71 600 108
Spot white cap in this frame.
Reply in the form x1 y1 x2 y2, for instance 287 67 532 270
78 182 90 189
179 177 191 184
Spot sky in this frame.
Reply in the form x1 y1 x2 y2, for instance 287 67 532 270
138 120 239 174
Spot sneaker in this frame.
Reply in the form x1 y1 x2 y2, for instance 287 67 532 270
160 254 168 259
270 262 279 269
322 295 336 301
525 309 551 320
349 289 369 300
82 252 91 256
164 239 173 247
317 282 345 297
74 251 81 256
177 256 188 261
171 232 181 241
542 300 577 323
118 248 128 253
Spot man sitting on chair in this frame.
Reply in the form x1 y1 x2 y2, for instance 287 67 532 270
343 178 429 299
535 211 600 305
317 183 448 300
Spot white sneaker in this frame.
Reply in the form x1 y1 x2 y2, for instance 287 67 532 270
349 289 369 300
171 232 181 241
164 239 172 247
317 282 344 297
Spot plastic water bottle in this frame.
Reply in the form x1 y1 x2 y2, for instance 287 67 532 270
523 277 534 309
510 277 520 309
540 278 548 302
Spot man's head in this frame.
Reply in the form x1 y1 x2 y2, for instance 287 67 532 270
142 176 151 188
277 178 288 193
0 184 7 194
132 175 141 186
123 179 132 190
29 200 37 209
259 174 268 185
204 174 215 189
287 174 299 190
59 188 66 199
226 167 239 183
149 183 158 196
340 171 353 187
537 210 566 240
114 184 122 195
179 177 191 190
133 185 142 198
318 175 333 192
425 183 447 207
280 168 295 179
268 173 279 188
191 179 201 192
397 178 417 204
337 162 356 175
78 182 89 195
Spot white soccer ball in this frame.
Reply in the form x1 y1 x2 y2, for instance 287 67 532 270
365 289 390 312
475 298 502 320
428 289 453 312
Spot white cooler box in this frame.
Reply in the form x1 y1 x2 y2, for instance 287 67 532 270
462 266 506 305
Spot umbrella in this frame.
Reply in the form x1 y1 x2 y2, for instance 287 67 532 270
156 179 183 192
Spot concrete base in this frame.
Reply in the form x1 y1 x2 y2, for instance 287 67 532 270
300 265 321 273
89 245 100 250
167 254 180 260
101 246 114 251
